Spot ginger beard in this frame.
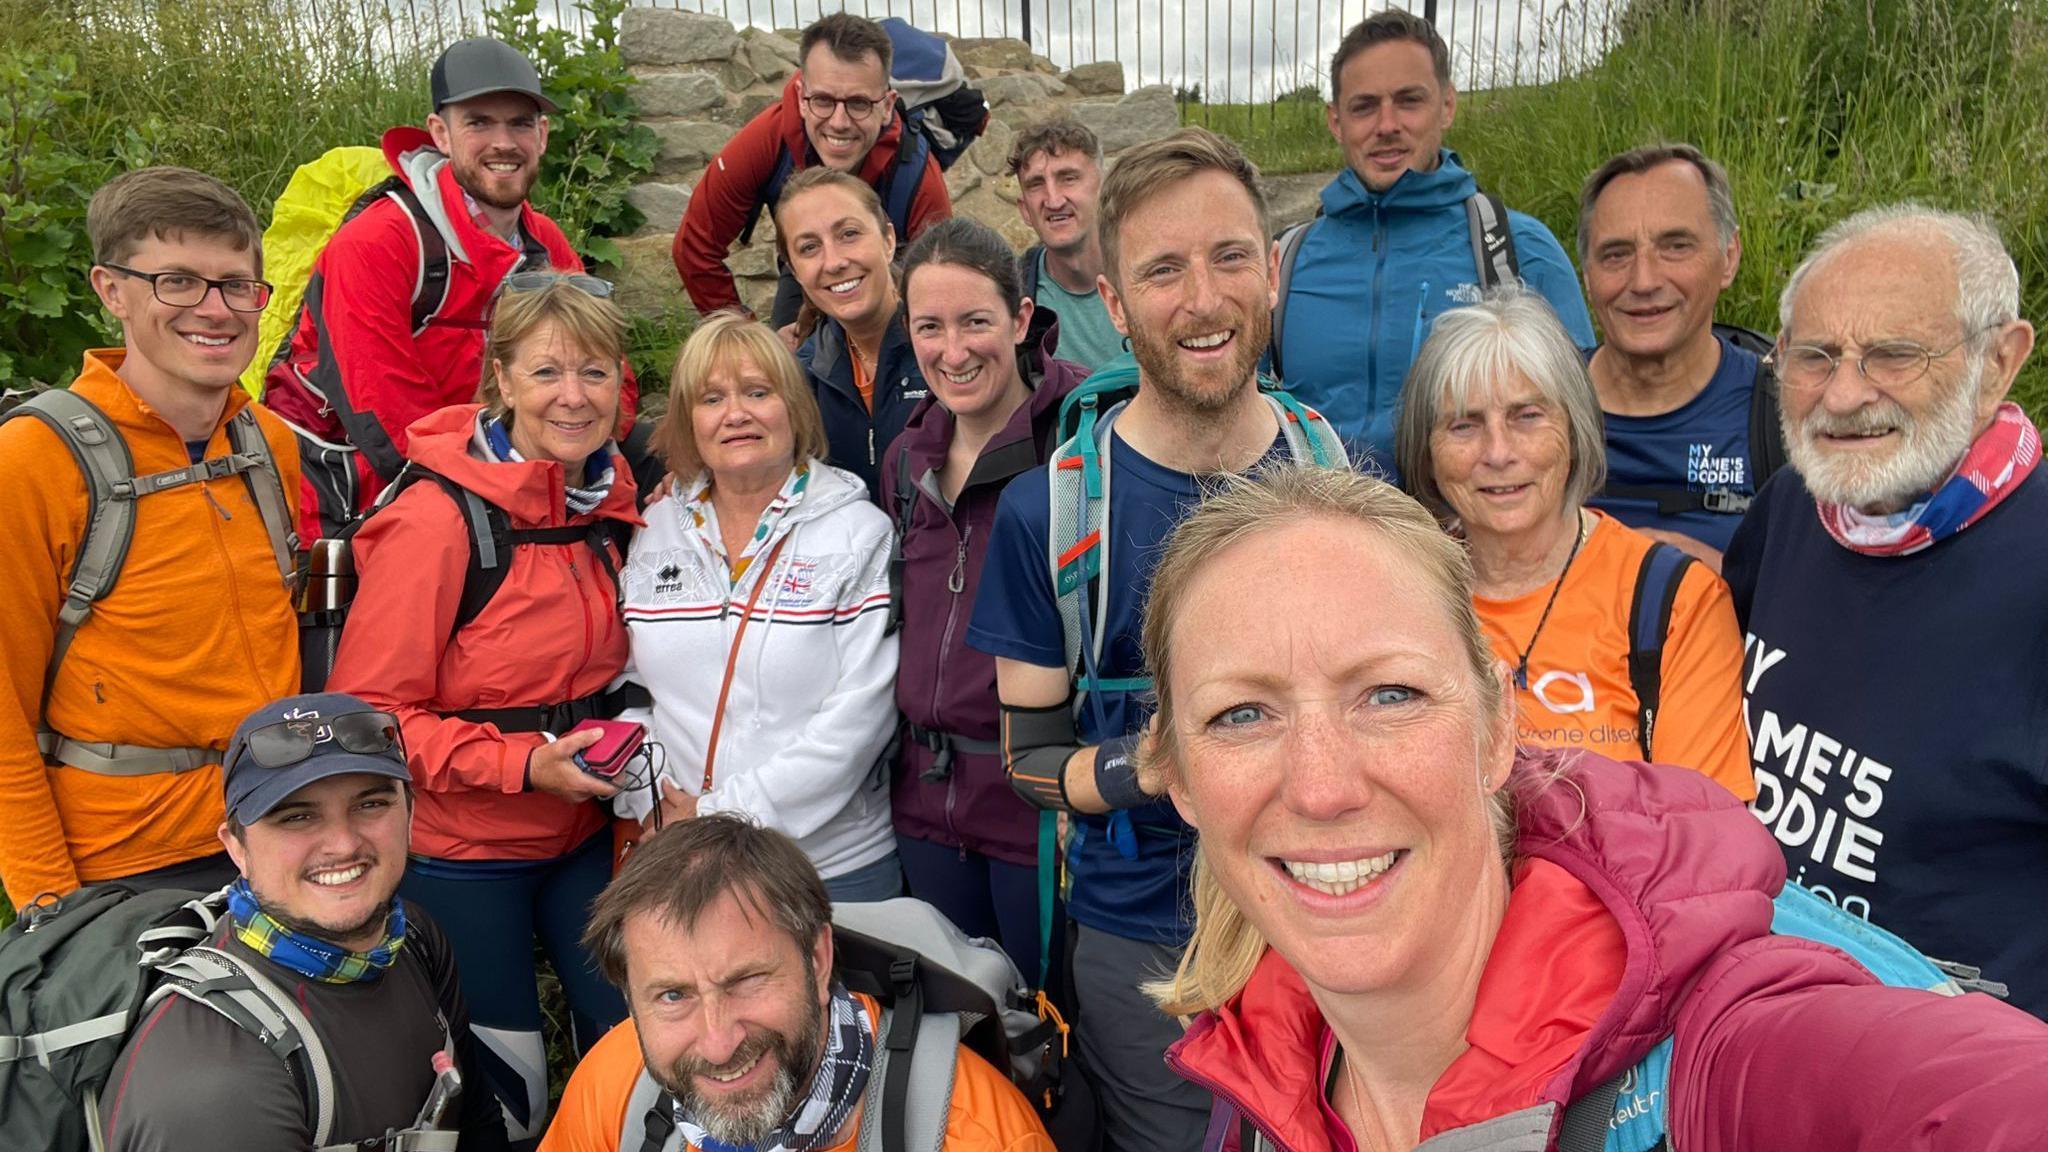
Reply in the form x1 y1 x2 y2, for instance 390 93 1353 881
1126 294 1272 415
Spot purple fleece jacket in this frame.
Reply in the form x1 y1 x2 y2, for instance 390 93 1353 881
882 313 1093 864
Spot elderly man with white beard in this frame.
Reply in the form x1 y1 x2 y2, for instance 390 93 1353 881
1724 203 2047 1019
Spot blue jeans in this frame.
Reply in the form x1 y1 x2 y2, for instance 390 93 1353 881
824 851 905 903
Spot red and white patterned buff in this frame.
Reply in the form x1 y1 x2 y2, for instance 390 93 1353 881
1817 401 2042 556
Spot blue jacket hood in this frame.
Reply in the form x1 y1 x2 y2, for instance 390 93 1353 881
1320 149 1478 216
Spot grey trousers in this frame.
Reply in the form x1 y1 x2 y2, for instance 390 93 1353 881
1072 922 1214 1152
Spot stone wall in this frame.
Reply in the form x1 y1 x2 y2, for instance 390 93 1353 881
611 10 1181 321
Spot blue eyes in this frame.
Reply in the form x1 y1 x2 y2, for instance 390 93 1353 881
1368 686 1415 706
1209 688 1417 728
1220 705 1263 726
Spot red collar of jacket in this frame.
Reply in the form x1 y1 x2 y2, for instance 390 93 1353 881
1166 751 1785 1151
379 126 551 263
401 403 641 528
773 75 917 189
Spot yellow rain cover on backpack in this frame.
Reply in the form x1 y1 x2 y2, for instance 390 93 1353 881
240 146 393 398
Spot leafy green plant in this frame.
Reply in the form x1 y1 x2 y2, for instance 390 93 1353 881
0 50 120 386
489 0 658 269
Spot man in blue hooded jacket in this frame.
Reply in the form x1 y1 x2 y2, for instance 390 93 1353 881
1271 10 1594 472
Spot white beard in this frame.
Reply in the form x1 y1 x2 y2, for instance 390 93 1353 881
1783 356 1985 512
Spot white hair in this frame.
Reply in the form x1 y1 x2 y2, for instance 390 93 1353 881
1778 203 2020 337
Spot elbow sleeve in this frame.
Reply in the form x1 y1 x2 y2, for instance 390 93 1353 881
1000 701 1078 811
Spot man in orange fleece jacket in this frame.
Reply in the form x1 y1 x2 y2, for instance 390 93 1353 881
0 167 304 909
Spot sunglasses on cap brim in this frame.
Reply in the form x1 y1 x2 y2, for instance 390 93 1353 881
500 271 615 298
240 710 406 770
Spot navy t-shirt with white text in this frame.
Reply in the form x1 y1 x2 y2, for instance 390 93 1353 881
1591 333 1760 552
968 429 1290 946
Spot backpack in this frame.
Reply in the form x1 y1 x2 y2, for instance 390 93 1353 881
738 20 988 248
617 898 1087 1152
1596 323 1789 519
0 387 299 776
1553 882 2010 1152
1047 355 1349 732
241 145 457 399
1267 191 1519 381
298 464 642 732
0 884 459 1152
1624 541 1693 762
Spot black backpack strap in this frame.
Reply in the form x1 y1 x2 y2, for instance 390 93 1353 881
1748 358 1788 489
1466 191 1520 289
1268 219 1316 381
878 116 929 242
1018 245 1043 304
1626 542 1695 761
1557 1073 1625 1152
886 443 916 636
385 180 452 334
740 144 798 248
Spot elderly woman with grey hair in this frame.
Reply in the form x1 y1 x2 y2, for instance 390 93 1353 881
1394 284 1753 795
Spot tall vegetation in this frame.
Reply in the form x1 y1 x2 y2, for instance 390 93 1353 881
1201 0 2048 410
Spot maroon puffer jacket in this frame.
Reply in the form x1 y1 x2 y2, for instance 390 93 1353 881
881 314 1091 865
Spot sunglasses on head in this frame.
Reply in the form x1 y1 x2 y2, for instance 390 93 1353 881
501 270 615 299
239 710 406 770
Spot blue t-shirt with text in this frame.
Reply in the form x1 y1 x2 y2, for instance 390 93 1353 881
967 429 1288 945
1590 334 1760 552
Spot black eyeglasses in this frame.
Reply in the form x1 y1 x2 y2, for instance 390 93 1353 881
800 88 885 121
500 271 615 300
100 263 273 313
238 710 406 770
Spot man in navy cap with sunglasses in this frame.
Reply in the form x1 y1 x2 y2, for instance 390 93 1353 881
98 692 508 1152
264 37 638 539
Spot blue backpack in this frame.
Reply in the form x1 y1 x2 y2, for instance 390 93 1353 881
1555 883 2010 1152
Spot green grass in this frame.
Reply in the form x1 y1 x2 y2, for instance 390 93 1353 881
1189 0 2048 412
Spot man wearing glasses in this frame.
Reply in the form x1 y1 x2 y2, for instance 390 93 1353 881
263 37 634 539
1724 204 2048 1019
98 692 508 1151
673 12 952 327
0 167 302 912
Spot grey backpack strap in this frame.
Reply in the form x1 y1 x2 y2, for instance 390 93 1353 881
223 406 303 586
1465 191 1520 289
3 390 140 695
149 946 338 1147
1268 220 1315 381
620 1069 685 1152
855 1006 957 1152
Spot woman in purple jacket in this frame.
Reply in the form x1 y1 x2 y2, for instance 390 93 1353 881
1138 466 2048 1152
882 218 1093 982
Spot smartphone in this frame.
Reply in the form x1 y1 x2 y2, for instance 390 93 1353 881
568 719 647 779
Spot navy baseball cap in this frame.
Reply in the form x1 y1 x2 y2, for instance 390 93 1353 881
431 37 557 113
224 693 412 824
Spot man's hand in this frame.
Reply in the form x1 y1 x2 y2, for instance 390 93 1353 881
526 729 621 802
1637 527 1724 576
776 322 801 353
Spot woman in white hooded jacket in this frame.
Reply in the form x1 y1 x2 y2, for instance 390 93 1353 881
617 313 901 900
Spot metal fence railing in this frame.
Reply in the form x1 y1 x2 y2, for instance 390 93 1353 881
348 0 1627 97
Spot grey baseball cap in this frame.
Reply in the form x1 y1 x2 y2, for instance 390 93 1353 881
431 37 557 114
223 693 412 824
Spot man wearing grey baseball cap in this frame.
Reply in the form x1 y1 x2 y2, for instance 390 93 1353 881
97 692 508 1152
263 36 637 539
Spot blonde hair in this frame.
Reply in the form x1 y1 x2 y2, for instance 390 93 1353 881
654 310 830 481
1137 466 1513 1016
481 276 628 414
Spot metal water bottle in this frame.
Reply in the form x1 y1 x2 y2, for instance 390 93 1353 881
297 538 355 692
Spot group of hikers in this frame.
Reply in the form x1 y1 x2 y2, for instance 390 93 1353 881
3 7 2046 1152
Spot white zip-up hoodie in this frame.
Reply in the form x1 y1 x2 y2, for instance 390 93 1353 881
616 460 898 878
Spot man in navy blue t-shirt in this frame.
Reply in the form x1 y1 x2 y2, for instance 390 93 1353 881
1581 144 1785 567
1725 204 2048 1018
968 128 1339 1152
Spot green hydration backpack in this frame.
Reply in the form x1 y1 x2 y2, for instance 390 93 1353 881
1039 353 1348 977
0 386 299 779
618 898 1085 1152
1552 883 2011 1152
0 884 460 1152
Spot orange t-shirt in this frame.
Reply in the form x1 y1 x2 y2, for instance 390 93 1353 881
540 995 1055 1152
1474 512 1754 800
851 347 874 414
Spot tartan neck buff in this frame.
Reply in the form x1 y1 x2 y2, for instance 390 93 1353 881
1817 401 2041 556
676 983 873 1152
226 877 407 985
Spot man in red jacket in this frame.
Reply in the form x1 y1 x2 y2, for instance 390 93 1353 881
672 13 952 326
265 37 636 539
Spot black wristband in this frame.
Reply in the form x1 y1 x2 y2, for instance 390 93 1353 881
1092 732 1150 811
